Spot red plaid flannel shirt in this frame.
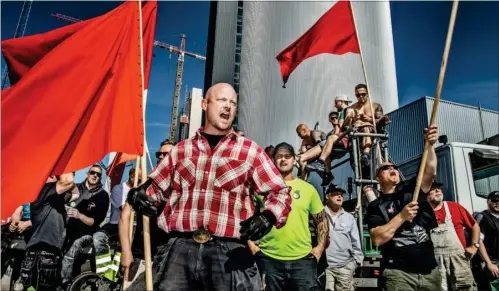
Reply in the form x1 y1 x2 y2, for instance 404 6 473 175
146 129 292 238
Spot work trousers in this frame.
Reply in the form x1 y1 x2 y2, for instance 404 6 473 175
61 235 93 285
381 267 441 291
325 261 357 291
255 252 319 291
154 236 262 291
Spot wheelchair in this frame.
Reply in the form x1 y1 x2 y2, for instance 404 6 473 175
67 236 122 291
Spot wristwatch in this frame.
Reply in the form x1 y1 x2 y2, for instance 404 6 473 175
472 241 480 248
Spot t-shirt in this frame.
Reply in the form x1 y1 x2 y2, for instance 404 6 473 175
257 178 324 260
434 201 476 248
66 182 109 241
366 179 438 274
201 132 225 149
109 182 131 225
27 182 71 252
477 210 499 263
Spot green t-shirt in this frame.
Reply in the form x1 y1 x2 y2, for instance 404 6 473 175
256 178 324 260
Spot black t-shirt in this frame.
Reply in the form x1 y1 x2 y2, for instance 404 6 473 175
201 132 225 149
27 182 71 252
366 179 438 274
131 213 168 259
66 182 109 241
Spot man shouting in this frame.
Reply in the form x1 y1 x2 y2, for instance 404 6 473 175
127 83 292 291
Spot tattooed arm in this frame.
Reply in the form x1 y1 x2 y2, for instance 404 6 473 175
311 210 329 260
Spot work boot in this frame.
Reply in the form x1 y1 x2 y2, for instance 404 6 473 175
361 153 370 167
321 172 333 186
306 160 325 173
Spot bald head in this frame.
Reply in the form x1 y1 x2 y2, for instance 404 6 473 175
296 124 310 139
202 83 238 135
205 83 237 102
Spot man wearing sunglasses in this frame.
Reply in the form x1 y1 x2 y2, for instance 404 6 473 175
343 84 384 170
427 181 479 290
366 124 441 291
472 191 499 290
61 165 110 288
155 139 175 162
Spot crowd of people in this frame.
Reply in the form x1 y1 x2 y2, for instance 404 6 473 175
2 82 499 291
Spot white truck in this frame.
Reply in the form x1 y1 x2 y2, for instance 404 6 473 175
353 141 499 290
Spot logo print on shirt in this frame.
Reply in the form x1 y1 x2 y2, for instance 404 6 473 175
293 190 301 199
87 202 96 211
387 202 395 214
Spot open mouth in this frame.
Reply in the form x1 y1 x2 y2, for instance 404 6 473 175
220 113 229 120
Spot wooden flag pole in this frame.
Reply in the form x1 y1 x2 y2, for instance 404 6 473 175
349 2 383 168
136 0 154 290
122 156 141 290
412 0 459 202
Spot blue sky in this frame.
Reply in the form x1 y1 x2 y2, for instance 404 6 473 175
2 1 497 183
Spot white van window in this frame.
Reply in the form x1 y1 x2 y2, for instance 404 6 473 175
469 149 499 198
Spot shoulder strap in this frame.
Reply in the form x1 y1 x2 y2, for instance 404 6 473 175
473 211 484 224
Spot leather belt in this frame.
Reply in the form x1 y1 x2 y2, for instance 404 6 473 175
169 230 243 244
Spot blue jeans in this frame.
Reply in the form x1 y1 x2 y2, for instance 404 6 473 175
255 252 319 291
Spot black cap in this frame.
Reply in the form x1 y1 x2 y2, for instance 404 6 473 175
273 142 295 158
487 191 499 200
326 184 346 195
431 181 444 188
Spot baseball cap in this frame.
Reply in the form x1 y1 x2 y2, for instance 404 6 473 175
273 142 295 158
335 95 351 103
375 162 398 176
431 181 444 188
487 191 499 200
326 184 346 195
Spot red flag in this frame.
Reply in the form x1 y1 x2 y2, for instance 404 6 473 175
107 152 138 191
1 1 158 221
276 0 360 87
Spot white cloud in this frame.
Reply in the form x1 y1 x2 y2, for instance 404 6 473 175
146 122 170 128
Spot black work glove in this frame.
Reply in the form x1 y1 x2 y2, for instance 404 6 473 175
240 210 277 241
127 179 165 217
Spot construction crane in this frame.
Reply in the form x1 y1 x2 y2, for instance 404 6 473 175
51 12 206 143
2 0 33 89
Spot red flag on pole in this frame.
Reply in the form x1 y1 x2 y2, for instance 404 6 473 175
1 1 158 221
276 0 360 87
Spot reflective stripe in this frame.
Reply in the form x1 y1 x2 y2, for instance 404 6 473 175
108 264 119 272
96 256 112 265
96 267 109 274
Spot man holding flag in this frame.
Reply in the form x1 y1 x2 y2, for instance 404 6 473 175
127 82 292 291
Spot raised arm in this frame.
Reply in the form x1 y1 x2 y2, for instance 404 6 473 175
56 173 75 194
421 125 438 193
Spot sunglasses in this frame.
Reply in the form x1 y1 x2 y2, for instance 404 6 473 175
155 151 168 159
329 116 338 121
379 165 398 172
490 199 499 203
88 170 102 177
355 93 368 98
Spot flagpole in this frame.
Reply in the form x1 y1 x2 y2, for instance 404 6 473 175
412 0 459 202
348 1 382 214
136 0 154 290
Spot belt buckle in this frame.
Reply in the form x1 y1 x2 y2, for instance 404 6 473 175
193 229 211 244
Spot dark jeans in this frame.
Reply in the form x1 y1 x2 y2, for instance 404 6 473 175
154 236 262 291
61 235 93 285
255 252 319 291
93 223 119 256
